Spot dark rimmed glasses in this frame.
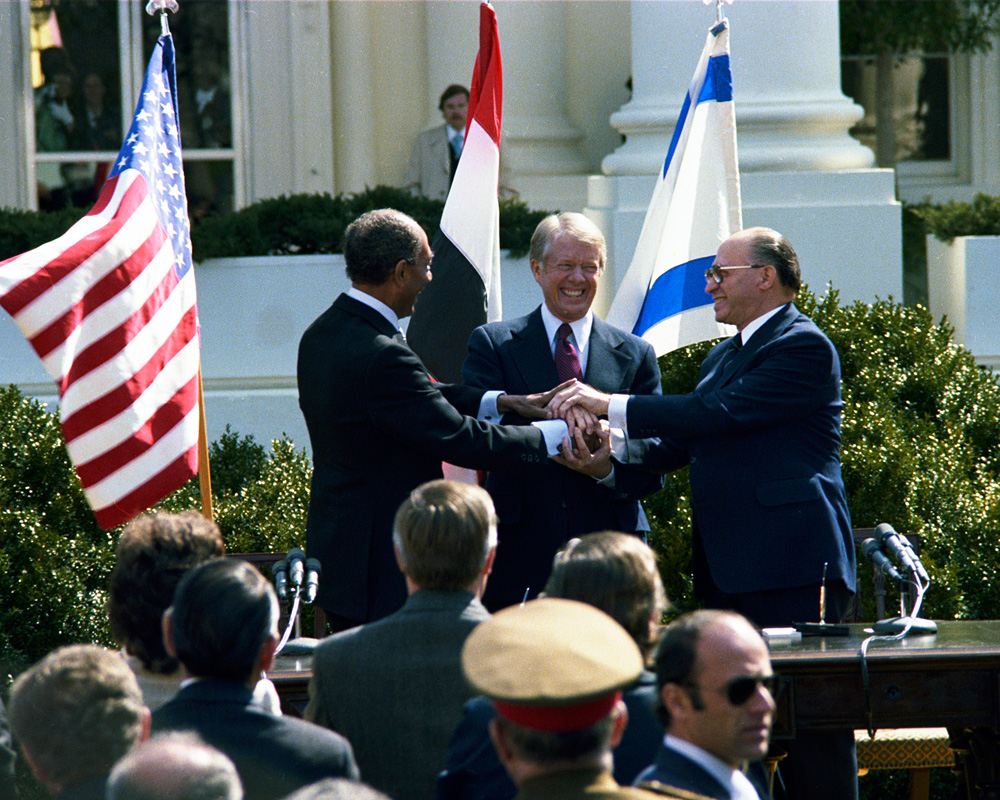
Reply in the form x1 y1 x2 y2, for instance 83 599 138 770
704 264 764 284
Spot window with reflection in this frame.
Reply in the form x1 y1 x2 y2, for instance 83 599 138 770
28 0 235 217
841 54 951 164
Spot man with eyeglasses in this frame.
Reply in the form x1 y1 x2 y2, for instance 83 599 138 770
461 212 663 610
549 226 856 800
636 610 774 800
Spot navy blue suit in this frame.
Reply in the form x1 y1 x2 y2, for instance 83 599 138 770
628 303 854 605
462 308 663 609
635 743 770 799
152 680 358 800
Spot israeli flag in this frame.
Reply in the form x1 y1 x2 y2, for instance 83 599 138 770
606 19 742 356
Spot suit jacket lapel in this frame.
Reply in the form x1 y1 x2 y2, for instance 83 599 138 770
705 303 799 391
584 317 631 387
508 307 561 390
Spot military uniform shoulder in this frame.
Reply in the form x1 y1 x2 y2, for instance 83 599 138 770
635 780 719 800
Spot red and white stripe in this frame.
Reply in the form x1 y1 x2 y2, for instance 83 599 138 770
0 169 199 528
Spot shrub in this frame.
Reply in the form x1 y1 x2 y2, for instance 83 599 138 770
650 287 1000 621
909 192 1000 243
0 387 113 678
0 394 313 673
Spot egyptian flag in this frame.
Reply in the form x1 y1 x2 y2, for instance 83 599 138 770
408 1 503 384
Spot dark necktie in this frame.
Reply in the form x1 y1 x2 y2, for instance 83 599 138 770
719 334 742 377
554 323 583 382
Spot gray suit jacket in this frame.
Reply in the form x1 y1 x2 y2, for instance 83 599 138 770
404 124 453 201
305 590 490 800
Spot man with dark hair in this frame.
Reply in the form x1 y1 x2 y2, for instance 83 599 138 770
153 559 359 800
298 208 567 630
462 213 663 610
461 598 663 800
306 480 497 800
636 610 774 800
404 84 469 200
107 732 242 800
438 532 668 800
549 226 857 798
8 644 150 800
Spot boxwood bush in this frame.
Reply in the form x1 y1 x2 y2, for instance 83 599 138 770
0 188 551 262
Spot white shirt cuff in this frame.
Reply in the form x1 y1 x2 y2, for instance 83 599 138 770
595 463 616 488
478 390 504 422
531 420 569 456
608 394 630 437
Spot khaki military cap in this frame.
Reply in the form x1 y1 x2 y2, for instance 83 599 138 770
461 597 643 732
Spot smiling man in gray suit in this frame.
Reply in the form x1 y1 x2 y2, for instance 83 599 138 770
306 480 498 800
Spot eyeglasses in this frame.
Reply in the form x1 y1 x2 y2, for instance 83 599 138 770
689 674 777 706
704 264 764 284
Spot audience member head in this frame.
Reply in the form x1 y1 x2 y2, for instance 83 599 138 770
164 558 279 686
280 778 391 800
462 598 643 785
438 84 469 131
392 479 498 594
107 732 242 800
543 532 668 660
528 213 607 323
109 510 225 674
653 609 775 768
8 644 149 792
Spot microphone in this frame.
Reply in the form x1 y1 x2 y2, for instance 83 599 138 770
875 523 922 581
271 559 288 600
861 538 903 584
287 548 306 592
304 558 322 604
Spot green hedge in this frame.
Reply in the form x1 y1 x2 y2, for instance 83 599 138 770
909 192 1000 243
0 188 552 262
3 287 1000 675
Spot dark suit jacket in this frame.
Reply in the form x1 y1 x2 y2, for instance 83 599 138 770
627 303 855 602
437 670 661 800
298 293 548 621
151 680 358 800
635 743 770 800
306 590 489 800
463 308 664 609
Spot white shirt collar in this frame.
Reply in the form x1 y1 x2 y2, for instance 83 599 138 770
740 303 788 346
347 286 401 330
539 304 593 373
447 125 464 142
664 735 760 800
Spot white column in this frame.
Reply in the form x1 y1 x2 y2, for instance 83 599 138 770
425 1 479 124
604 1 873 176
588 0 900 314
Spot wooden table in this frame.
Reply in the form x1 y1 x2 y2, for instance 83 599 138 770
767 620 1000 797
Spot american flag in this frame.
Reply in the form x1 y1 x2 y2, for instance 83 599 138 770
0 33 200 529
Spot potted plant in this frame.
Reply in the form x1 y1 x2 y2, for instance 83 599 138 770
911 193 1000 368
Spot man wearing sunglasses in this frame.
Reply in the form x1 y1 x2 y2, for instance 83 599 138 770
636 610 774 800
549 227 857 799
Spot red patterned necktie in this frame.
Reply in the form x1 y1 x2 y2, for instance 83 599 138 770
555 323 583 382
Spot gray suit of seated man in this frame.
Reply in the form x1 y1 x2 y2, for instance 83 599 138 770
306 480 498 800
